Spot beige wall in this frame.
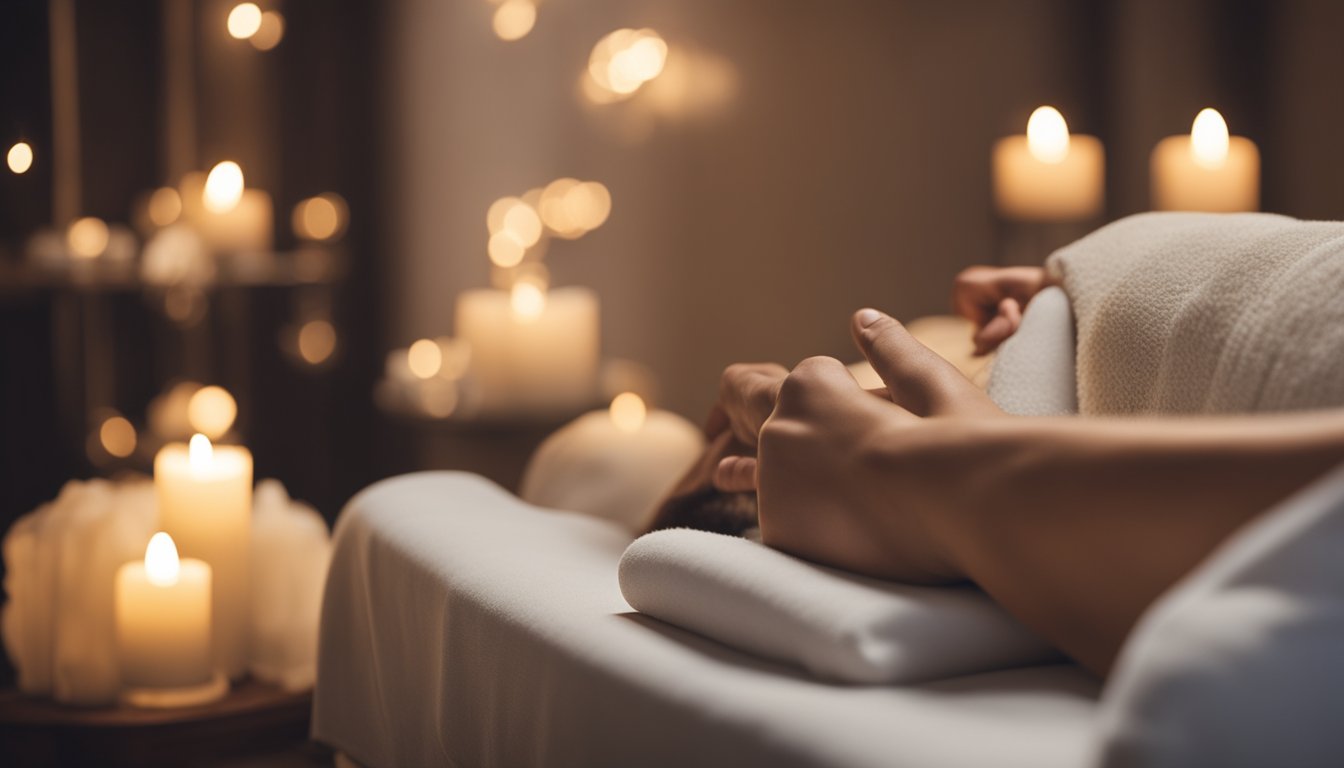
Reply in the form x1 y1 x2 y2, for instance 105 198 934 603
385 0 1343 420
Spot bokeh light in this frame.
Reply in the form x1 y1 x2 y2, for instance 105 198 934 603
148 187 183 228
7 141 33 174
609 392 647 433
435 337 472 380
293 193 349 241
250 10 284 50
204 161 245 213
588 29 667 97
488 230 526 267
492 0 536 42
227 3 263 39
298 320 338 364
99 415 138 458
187 385 238 439
407 338 442 379
539 178 611 237
67 217 110 259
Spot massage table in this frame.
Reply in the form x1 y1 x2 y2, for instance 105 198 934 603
314 213 1344 767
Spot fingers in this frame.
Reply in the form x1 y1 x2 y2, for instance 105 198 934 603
714 455 758 492
849 309 950 416
972 296 1022 355
718 363 788 446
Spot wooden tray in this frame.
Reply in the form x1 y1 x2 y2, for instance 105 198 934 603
0 678 315 767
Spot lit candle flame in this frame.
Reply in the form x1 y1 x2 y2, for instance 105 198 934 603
1190 108 1230 170
204 161 245 214
610 392 647 433
1026 106 1070 164
511 280 546 321
145 532 181 587
189 433 214 470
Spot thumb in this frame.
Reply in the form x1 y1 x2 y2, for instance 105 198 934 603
850 308 970 417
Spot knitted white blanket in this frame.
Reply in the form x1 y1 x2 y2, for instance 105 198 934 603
1044 212 1344 415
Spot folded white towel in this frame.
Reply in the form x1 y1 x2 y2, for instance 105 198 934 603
1047 212 1344 415
618 528 1058 684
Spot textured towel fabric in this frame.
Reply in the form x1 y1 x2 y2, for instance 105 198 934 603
619 529 1058 684
1046 212 1344 415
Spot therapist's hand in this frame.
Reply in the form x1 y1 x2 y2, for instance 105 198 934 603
953 266 1051 355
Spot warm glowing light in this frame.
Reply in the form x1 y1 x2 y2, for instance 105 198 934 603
7 141 33 174
539 178 611 237
144 532 181 587
492 0 536 42
188 385 237 438
100 416 137 458
511 280 546 321
407 338 442 379
298 320 337 364
293 193 348 241
487 196 523 233
488 230 527 267
227 3 263 39
250 10 284 50
67 217 109 259
1026 106 1070 164
1190 108 1230 170
418 380 458 418
609 392 647 433
502 202 543 247
189 433 214 470
148 187 183 227
589 29 667 96
204 161 245 213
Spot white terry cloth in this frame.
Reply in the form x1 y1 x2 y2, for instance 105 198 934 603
314 471 1100 768
619 528 1058 684
1046 212 1344 415
987 286 1078 416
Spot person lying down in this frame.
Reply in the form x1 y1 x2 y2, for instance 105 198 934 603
644 264 1047 538
642 254 1344 678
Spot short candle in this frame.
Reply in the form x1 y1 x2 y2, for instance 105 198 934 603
1150 108 1260 212
992 106 1105 222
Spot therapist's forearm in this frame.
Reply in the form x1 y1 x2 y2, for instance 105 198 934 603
922 411 1344 676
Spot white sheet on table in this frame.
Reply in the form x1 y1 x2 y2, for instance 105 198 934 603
314 471 1099 768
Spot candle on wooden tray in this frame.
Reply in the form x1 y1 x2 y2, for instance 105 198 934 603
992 106 1105 221
1150 108 1259 212
155 433 253 678
519 393 704 530
115 532 226 707
454 286 600 416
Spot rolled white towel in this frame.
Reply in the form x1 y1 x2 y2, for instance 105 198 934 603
619 528 1059 684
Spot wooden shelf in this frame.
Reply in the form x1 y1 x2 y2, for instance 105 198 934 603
0 678 315 767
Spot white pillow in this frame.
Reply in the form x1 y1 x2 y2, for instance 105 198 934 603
1095 461 1344 767
619 528 1058 684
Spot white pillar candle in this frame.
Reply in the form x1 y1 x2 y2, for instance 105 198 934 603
992 106 1105 221
115 532 223 706
155 434 253 678
519 393 704 529
455 286 600 416
1151 108 1259 212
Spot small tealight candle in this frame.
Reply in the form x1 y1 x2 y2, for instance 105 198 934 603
115 532 227 707
155 433 253 678
1150 108 1260 212
992 106 1105 221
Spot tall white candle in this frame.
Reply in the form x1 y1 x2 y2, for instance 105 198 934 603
992 106 1105 221
455 286 600 416
1151 108 1259 212
116 532 225 706
155 434 253 678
